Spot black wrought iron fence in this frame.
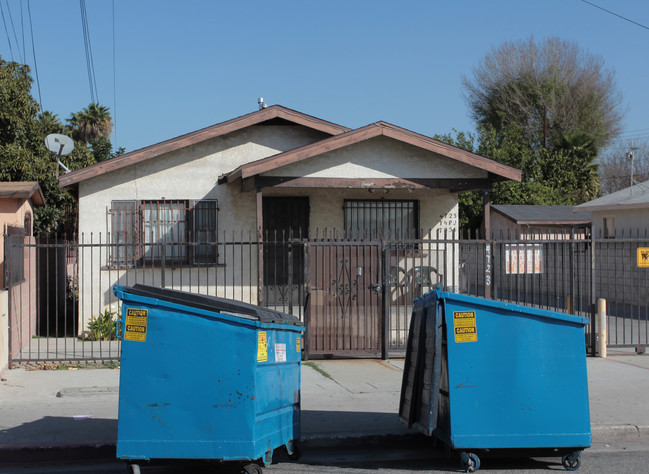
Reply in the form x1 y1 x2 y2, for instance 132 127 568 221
3 231 647 365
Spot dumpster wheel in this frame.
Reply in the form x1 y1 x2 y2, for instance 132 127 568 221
242 463 263 474
126 463 141 474
460 452 480 473
562 451 582 471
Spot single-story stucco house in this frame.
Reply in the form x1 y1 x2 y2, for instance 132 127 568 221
58 105 521 355
0 181 44 371
574 180 649 238
489 205 592 240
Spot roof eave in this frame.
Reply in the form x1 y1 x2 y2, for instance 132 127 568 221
58 105 349 189
221 122 522 184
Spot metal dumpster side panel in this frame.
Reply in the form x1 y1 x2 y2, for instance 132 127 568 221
253 326 302 453
440 293 591 450
398 297 425 428
115 287 303 462
399 293 444 437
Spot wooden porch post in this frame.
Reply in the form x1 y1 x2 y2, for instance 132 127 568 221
483 190 492 299
256 188 264 306
482 189 491 239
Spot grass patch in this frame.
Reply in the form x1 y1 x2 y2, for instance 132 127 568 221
19 360 120 371
303 361 332 380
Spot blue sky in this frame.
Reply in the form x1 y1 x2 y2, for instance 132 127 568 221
2 0 648 154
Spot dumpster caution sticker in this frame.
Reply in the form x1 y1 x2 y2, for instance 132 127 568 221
257 331 268 362
124 308 148 342
296 337 301 353
453 311 477 343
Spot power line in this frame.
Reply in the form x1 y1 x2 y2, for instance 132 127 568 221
79 0 98 104
619 127 649 135
20 0 25 64
27 0 42 109
0 2 14 60
4 0 23 63
580 0 649 31
112 0 117 144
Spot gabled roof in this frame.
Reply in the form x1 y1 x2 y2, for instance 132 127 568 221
58 105 350 189
0 181 45 206
219 121 522 184
492 205 591 225
574 180 649 212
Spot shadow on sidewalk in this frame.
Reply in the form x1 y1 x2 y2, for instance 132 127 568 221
0 415 117 451
301 409 413 440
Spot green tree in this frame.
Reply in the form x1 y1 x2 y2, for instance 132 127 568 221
436 125 600 233
0 57 121 234
450 37 619 232
462 36 622 151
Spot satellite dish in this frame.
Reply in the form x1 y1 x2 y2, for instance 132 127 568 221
45 134 75 156
45 134 74 174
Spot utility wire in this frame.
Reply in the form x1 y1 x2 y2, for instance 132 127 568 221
112 0 117 144
0 2 14 60
20 0 25 64
5 0 23 62
80 0 99 103
27 0 41 109
581 0 649 31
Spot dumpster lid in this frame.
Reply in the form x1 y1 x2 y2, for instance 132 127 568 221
115 284 303 326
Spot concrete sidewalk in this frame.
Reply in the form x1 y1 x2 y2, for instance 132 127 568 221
0 354 648 462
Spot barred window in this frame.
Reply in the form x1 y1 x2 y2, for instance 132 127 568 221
5 226 25 286
109 199 218 266
344 200 419 240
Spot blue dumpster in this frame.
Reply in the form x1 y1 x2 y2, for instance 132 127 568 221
113 284 304 474
399 288 591 472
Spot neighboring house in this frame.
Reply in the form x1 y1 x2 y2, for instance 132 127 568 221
59 105 521 340
490 205 592 239
0 181 44 371
574 181 649 313
574 180 649 238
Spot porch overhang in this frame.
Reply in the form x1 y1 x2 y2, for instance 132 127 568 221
239 175 507 193
219 121 522 192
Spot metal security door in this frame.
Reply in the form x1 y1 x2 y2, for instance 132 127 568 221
262 197 309 309
307 242 382 356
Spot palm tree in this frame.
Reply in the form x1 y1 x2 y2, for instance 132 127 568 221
38 110 65 134
68 103 113 143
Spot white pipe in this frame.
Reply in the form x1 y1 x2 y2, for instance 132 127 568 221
598 298 607 358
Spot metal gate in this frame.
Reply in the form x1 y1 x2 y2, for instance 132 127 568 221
306 241 383 356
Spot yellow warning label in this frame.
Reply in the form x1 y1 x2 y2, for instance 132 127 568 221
257 331 268 362
638 248 649 268
296 337 301 353
124 308 148 342
454 311 477 343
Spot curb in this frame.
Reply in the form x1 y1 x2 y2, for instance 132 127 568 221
591 424 649 443
1 425 647 465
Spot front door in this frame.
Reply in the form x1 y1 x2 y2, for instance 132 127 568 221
262 197 309 311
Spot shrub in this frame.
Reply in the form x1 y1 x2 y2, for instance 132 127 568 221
87 307 117 341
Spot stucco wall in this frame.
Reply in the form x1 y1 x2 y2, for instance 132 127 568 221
0 198 34 287
75 125 475 332
590 208 649 238
0 289 7 372
266 136 487 180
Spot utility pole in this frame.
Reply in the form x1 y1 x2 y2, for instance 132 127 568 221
627 142 639 196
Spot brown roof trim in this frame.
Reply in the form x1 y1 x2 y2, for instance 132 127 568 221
58 105 350 189
0 181 45 206
220 122 522 184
